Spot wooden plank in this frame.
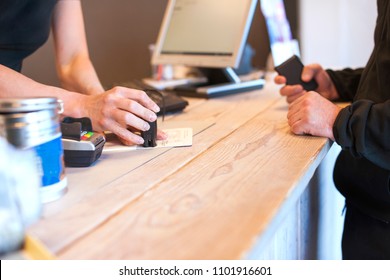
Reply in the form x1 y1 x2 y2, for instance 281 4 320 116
41 119 215 217
53 97 330 259
28 85 281 256
41 97 207 217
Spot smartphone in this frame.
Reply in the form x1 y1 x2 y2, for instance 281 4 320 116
275 55 318 91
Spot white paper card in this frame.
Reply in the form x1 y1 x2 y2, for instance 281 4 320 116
103 128 192 153
156 127 192 148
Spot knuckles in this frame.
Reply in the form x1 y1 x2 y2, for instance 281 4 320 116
97 116 109 129
102 91 117 104
111 86 123 94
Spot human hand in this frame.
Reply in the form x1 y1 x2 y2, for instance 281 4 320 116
287 91 342 140
274 63 339 103
83 86 167 145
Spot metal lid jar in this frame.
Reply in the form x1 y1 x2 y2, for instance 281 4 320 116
0 97 67 203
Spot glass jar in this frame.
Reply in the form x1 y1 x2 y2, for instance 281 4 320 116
0 138 41 255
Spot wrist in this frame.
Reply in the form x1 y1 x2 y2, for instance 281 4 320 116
59 89 88 118
328 106 342 140
84 83 105 95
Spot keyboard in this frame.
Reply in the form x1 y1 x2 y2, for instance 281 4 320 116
117 79 189 115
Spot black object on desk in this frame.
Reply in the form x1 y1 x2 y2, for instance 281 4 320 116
275 55 318 91
118 79 189 114
141 120 157 147
61 117 106 167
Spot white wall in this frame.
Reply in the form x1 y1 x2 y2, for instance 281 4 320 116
299 0 377 68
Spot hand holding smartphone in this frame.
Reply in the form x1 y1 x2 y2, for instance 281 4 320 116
275 55 318 91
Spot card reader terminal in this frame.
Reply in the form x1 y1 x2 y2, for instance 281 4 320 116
61 118 105 167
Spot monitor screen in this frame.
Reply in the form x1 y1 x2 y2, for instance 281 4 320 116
152 0 257 68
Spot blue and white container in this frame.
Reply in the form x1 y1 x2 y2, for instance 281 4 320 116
0 97 67 203
0 137 41 254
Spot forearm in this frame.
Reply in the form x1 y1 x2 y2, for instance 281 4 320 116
53 0 104 96
326 68 364 101
0 64 87 118
56 54 104 95
333 99 390 170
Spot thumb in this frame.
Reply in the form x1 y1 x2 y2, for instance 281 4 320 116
302 64 322 82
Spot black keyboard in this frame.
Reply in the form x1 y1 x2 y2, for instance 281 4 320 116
118 80 189 115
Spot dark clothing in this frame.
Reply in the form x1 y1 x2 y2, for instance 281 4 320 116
0 0 58 72
328 0 390 259
342 203 390 260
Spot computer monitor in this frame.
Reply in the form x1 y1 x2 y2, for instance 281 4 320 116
152 0 264 98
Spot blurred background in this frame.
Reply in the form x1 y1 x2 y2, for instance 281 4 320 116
22 0 375 86
22 0 299 87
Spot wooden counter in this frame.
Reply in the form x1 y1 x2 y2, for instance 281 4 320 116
28 75 337 259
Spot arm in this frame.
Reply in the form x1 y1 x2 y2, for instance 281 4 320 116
0 63 160 144
0 64 86 118
0 0 165 145
326 68 364 102
50 0 167 144
282 67 390 170
52 0 104 95
334 100 390 170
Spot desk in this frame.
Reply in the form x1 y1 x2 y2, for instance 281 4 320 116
28 75 341 259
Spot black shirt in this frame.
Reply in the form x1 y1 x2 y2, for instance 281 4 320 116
0 0 58 72
329 0 390 222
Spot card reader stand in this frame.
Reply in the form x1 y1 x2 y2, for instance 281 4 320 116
61 118 106 167
172 67 265 99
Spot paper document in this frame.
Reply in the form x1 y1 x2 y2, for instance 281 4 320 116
103 128 193 153
157 127 192 148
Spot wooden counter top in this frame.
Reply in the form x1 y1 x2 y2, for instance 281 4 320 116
28 76 332 259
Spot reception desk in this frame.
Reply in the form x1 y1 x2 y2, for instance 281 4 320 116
28 74 343 259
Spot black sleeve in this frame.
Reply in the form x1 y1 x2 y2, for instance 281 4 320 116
326 68 364 101
333 99 390 170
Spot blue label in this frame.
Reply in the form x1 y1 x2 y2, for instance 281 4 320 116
33 135 66 187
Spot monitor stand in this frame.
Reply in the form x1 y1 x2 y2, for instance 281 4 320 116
172 67 265 98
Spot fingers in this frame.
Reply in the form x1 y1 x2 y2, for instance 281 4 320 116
301 63 322 82
274 75 286 85
280 84 305 103
275 73 306 103
115 86 160 113
287 91 317 135
286 91 339 138
157 129 168 140
106 86 159 130
104 119 145 145
111 107 152 132
280 84 304 96
117 133 143 146
104 87 169 145
287 108 307 135
116 128 168 146
88 87 166 145
287 97 303 130
117 98 157 123
289 120 306 135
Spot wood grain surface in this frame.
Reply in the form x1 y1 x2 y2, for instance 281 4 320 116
28 78 331 259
